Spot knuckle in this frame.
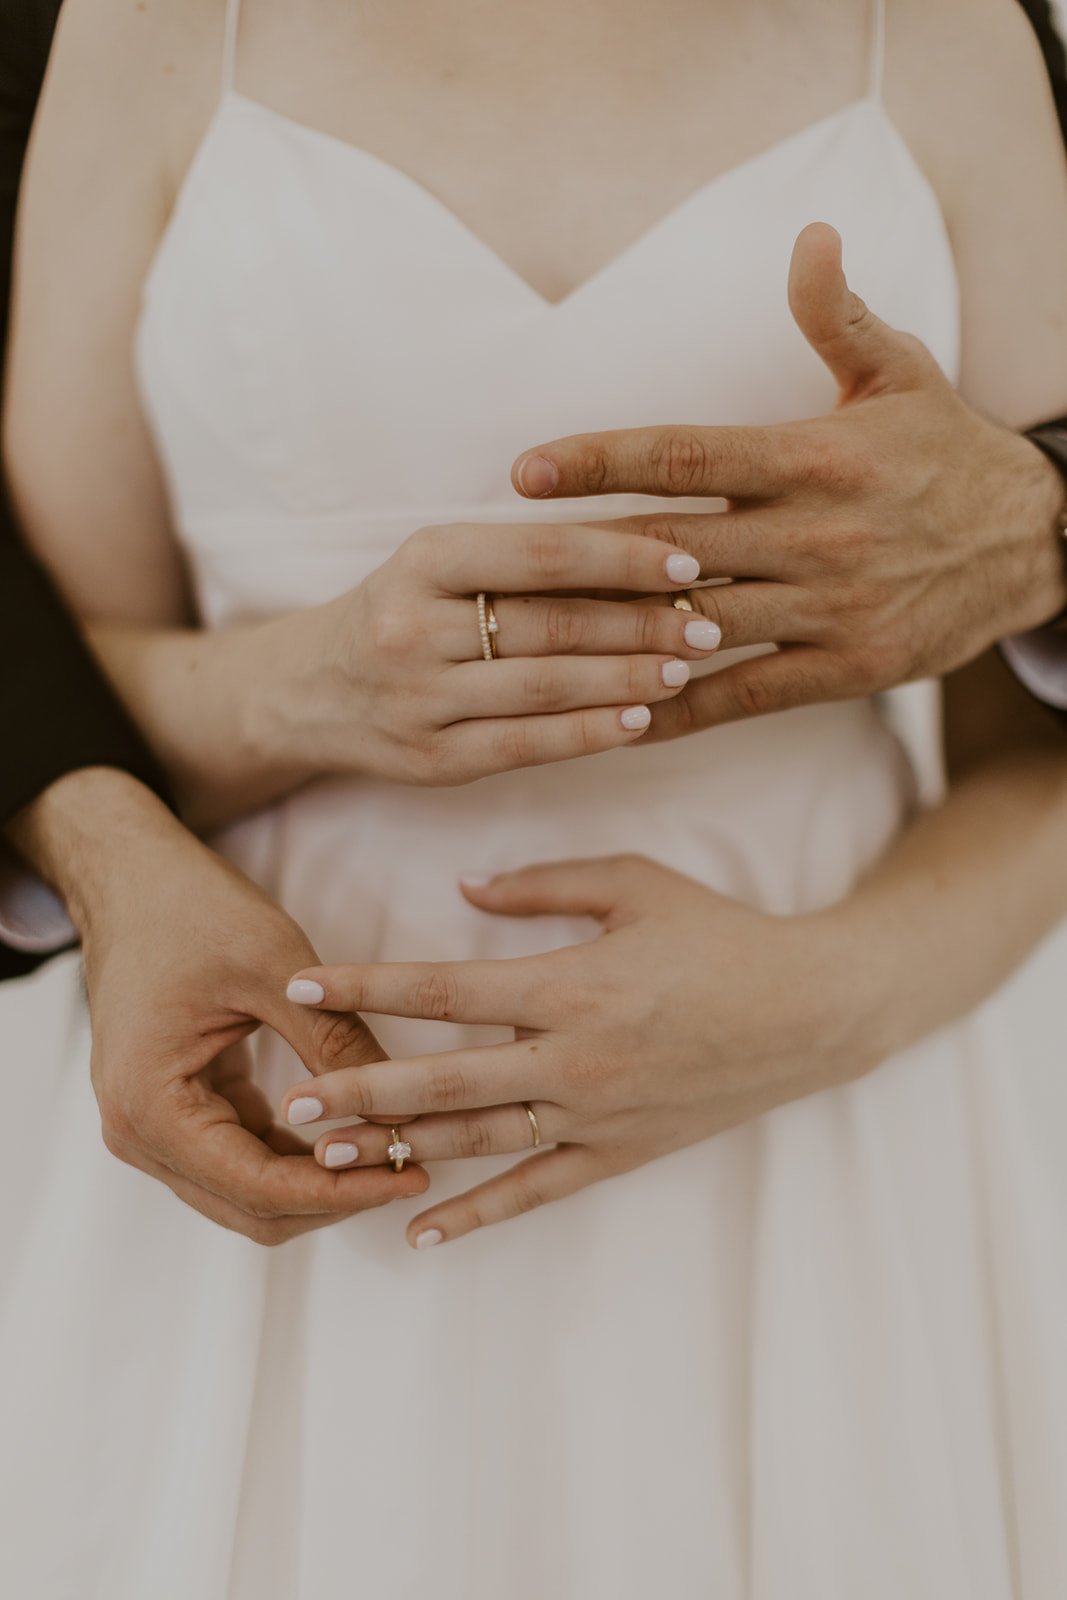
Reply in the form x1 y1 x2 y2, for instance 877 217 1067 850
242 1218 289 1248
312 1011 369 1071
525 529 569 583
542 601 586 653
727 671 776 720
509 1177 547 1216
648 428 713 495
576 442 611 494
429 1069 469 1113
411 969 464 1022
635 604 669 652
494 721 535 770
460 1118 495 1159
523 661 566 711
370 598 414 657
693 588 725 630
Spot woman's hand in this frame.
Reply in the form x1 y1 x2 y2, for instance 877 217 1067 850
277 855 883 1246
258 519 716 788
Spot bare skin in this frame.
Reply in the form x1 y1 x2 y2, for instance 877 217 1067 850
4 0 1067 1245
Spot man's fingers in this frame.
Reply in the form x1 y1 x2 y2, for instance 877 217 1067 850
266 993 388 1079
312 1101 557 1170
682 581 816 651
405 1147 595 1246
286 956 551 1029
156 1086 427 1216
787 221 944 401
512 423 805 501
648 647 844 737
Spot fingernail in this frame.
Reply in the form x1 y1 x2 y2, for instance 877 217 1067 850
415 1228 444 1250
620 705 652 731
666 552 700 584
459 873 494 889
516 455 559 497
661 659 690 688
324 1142 359 1168
287 978 326 1006
287 1096 324 1126
685 619 722 651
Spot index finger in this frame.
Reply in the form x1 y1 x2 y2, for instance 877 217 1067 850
512 423 806 501
418 521 701 595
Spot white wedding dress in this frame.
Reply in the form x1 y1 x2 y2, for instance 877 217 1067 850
3 2 1067 1595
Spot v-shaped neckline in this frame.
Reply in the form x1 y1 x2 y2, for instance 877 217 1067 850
216 90 891 312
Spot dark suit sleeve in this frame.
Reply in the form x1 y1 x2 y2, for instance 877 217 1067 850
0 0 173 981
1018 0 1067 146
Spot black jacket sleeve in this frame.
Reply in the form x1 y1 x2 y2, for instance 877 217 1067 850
0 0 172 981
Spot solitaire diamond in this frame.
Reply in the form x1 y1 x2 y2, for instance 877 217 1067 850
388 1138 413 1163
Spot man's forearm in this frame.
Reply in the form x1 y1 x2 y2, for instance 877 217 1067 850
6 766 181 936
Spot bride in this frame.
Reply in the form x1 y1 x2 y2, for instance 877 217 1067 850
4 0 1067 1593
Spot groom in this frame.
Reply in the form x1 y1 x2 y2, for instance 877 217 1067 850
2 0 1067 1240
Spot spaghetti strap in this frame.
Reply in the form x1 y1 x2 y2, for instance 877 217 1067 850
868 0 886 102
220 0 243 96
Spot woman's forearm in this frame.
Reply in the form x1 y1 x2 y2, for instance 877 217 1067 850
87 616 319 831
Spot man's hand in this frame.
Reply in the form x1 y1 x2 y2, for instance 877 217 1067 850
511 223 1067 732
7 769 427 1243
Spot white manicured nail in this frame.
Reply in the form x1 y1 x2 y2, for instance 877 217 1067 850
287 1096 324 1126
666 553 700 584
415 1229 444 1250
620 705 652 731
661 659 690 687
324 1142 359 1168
287 978 326 1005
685 619 722 651
459 873 494 889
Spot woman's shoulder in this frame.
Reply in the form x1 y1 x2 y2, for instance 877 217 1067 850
41 0 227 191
888 0 1062 194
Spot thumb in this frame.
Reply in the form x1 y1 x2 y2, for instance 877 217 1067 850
788 222 942 402
459 857 653 926
259 982 388 1079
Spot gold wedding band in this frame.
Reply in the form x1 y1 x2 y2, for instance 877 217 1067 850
476 592 500 660
671 591 695 612
388 1127 413 1172
522 1102 542 1149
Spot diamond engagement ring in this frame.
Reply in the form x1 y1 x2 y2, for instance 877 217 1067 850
388 1127 413 1172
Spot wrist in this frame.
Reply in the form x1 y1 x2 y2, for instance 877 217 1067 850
6 768 184 936
1011 434 1067 632
246 595 367 783
804 898 906 1072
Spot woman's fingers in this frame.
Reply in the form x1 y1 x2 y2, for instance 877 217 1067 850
412 520 701 596
312 1101 555 1169
281 1042 540 1125
449 701 661 772
442 652 691 718
288 956 550 1029
437 581 812 667
406 1147 596 1247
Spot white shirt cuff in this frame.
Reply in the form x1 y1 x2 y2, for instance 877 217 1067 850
0 845 77 954
1001 629 1067 712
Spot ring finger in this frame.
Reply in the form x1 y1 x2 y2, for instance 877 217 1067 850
312 1102 558 1170
439 595 721 662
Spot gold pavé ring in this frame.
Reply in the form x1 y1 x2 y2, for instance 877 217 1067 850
388 1127 413 1172
476 591 500 660
522 1102 542 1149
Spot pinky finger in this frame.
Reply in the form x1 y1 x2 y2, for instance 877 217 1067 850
453 704 653 777
406 1146 594 1248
